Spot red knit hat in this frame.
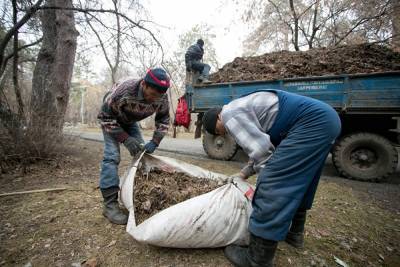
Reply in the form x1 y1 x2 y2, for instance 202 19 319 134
144 68 170 93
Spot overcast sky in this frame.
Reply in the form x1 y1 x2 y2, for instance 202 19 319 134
145 0 250 66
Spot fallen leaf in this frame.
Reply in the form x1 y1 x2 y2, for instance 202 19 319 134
143 200 151 211
317 229 330 237
340 241 351 251
334 256 348 267
82 258 98 267
106 240 116 248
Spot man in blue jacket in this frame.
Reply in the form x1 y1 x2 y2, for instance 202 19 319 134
185 39 211 83
97 68 170 225
203 90 341 267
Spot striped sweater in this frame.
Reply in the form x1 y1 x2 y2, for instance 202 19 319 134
97 79 170 144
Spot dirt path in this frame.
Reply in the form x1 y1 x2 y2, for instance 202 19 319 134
0 138 399 266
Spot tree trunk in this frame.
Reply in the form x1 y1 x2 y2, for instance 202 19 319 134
289 0 299 51
30 0 78 154
12 0 25 120
392 0 400 51
309 0 320 49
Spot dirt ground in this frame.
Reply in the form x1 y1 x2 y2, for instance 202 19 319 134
0 137 399 267
210 44 400 83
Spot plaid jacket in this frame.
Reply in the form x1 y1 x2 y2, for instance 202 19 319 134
97 79 170 144
221 91 279 177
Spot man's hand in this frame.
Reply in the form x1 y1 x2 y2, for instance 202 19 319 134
123 137 143 156
144 140 158 154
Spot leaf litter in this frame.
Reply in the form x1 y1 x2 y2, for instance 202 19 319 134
133 170 220 225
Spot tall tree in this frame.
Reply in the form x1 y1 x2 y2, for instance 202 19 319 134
0 0 163 161
29 0 78 154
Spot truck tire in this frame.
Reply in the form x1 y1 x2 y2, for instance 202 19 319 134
332 133 398 182
202 132 238 160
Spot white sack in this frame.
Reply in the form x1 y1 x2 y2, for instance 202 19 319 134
119 154 255 248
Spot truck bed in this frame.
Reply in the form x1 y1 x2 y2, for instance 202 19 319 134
186 71 400 114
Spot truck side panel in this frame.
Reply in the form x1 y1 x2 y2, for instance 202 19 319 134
347 75 400 112
188 72 400 114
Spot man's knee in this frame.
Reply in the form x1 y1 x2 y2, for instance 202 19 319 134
103 151 120 165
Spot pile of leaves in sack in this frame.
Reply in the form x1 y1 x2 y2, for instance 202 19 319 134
134 170 220 224
209 43 400 83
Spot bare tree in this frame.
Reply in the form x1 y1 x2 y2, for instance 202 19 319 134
299 0 320 49
241 0 395 55
83 0 122 84
29 0 78 154
0 0 164 165
0 0 44 79
289 0 300 50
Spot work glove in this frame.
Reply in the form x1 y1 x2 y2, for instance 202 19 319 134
226 172 247 183
123 137 143 156
144 140 158 154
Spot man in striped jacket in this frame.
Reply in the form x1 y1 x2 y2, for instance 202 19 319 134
97 68 170 225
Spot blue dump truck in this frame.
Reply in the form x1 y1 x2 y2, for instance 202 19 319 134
185 71 400 182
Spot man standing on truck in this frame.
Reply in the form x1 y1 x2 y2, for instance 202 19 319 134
185 39 211 83
97 67 170 225
202 90 341 267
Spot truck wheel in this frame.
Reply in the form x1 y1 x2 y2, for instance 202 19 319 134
332 133 398 182
202 132 238 160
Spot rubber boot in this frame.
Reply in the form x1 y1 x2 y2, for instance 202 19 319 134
101 187 128 225
224 233 277 267
285 210 307 248
197 75 211 83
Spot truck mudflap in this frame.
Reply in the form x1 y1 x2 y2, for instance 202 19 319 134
389 117 400 143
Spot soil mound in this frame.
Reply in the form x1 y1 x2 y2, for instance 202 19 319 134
210 44 400 83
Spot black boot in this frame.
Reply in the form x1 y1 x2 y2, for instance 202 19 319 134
285 210 307 248
101 187 128 225
224 233 277 267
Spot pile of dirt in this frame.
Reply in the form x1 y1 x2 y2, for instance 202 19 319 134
134 170 220 224
210 43 400 83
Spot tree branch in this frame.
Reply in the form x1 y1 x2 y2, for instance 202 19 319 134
1 38 42 78
84 13 114 78
0 0 43 74
289 0 299 51
12 0 24 120
335 7 390 45
113 0 121 84
39 5 164 62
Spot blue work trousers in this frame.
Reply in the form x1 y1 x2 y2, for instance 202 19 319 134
191 60 211 79
99 122 144 189
249 90 341 241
